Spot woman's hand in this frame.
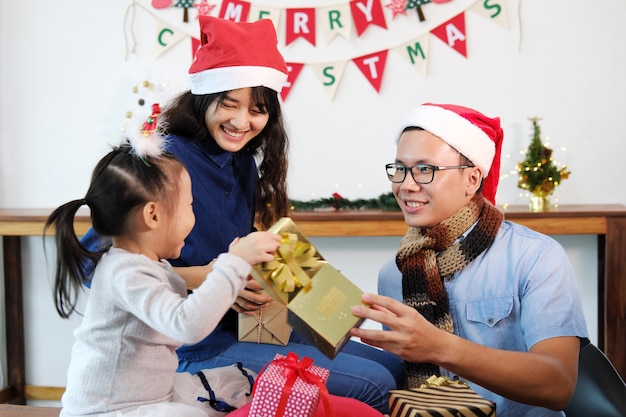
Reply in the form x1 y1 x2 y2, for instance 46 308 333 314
232 278 274 315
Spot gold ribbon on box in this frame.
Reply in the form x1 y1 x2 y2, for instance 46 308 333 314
419 375 468 389
261 233 320 293
239 232 321 346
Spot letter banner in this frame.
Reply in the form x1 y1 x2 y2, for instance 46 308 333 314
250 4 280 27
136 0 511 100
311 61 348 100
319 4 352 45
430 12 467 58
470 0 508 30
280 62 305 101
352 50 388 92
218 0 251 21
285 8 316 47
350 0 387 37
155 17 186 58
394 34 430 77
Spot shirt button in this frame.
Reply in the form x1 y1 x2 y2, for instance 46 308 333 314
225 192 231 198
487 318 494 325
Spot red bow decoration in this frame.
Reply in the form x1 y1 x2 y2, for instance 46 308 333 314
254 352 333 417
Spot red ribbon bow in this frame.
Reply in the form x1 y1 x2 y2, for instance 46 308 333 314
255 352 333 417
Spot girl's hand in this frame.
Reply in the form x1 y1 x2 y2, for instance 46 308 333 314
228 231 281 265
228 232 279 314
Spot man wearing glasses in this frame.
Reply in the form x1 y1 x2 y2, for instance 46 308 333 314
350 103 588 416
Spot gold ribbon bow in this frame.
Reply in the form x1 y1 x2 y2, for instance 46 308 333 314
262 233 319 293
420 375 468 389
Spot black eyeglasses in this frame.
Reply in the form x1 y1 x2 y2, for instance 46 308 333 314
385 163 473 184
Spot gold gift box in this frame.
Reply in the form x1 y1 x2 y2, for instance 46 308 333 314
250 217 367 359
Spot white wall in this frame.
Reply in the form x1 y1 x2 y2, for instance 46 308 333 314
1 0 624 403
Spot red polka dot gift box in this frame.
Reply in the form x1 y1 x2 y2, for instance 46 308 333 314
247 353 331 417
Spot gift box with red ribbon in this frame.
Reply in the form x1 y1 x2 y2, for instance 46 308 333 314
247 353 332 417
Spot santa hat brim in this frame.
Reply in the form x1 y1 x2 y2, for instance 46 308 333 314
190 65 287 95
399 105 495 177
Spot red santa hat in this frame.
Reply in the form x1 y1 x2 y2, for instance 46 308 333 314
189 17 288 95
398 103 504 205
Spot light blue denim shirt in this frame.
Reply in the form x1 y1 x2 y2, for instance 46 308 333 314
379 220 588 416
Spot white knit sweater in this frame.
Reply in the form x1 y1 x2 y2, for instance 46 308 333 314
60 248 250 417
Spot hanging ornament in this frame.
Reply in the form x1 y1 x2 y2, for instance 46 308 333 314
174 0 194 23
152 0 172 9
406 0 431 22
386 0 408 19
193 0 215 18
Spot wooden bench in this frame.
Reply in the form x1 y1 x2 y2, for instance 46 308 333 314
0 405 61 416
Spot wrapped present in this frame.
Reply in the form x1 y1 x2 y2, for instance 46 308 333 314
389 376 496 417
238 292 292 346
248 352 332 417
250 217 367 358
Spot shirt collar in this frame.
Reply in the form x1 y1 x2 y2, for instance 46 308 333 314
200 137 236 168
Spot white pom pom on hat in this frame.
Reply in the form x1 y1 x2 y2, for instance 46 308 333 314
188 16 288 95
398 103 504 205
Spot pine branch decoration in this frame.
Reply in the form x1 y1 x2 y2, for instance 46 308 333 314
289 192 400 211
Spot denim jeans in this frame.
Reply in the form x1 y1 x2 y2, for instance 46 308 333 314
177 332 405 413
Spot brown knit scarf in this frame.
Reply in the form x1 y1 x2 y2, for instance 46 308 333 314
397 193 504 387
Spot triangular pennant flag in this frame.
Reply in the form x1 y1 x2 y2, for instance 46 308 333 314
350 0 387 37
470 0 508 30
352 50 388 92
431 12 467 57
310 61 347 100
218 0 251 21
280 63 305 101
319 4 352 44
394 34 430 76
155 18 187 58
285 8 316 46
249 4 280 28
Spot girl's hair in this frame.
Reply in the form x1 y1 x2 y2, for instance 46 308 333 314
45 144 186 318
162 87 289 229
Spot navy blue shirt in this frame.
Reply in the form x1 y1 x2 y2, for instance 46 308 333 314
80 133 258 360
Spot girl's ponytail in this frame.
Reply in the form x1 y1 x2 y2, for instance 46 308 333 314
45 199 103 318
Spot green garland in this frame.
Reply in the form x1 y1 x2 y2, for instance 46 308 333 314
289 192 400 211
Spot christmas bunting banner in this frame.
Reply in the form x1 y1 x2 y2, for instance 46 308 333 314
127 0 510 100
431 12 466 57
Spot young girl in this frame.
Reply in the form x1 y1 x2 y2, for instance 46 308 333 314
80 16 404 413
46 133 281 416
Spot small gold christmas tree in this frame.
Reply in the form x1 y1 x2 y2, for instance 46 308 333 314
517 117 570 198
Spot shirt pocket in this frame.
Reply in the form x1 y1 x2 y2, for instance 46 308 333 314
466 296 514 327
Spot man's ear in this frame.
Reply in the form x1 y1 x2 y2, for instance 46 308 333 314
467 166 484 195
142 201 160 229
